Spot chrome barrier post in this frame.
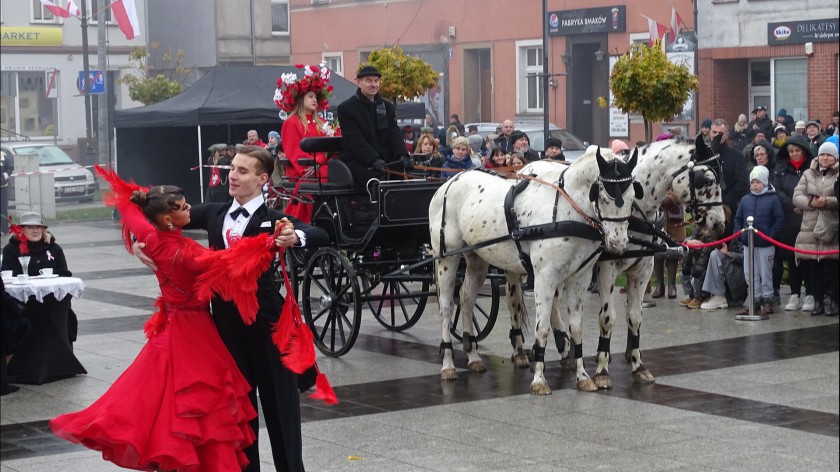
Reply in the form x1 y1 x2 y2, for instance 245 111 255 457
736 216 769 321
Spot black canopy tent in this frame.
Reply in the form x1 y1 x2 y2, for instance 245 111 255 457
113 65 427 203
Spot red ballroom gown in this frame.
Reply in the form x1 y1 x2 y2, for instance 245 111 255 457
50 203 259 471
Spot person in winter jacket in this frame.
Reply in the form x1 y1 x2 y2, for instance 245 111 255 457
440 136 475 177
792 142 839 316
733 166 784 315
2 212 72 277
746 106 774 141
747 140 775 174
772 135 815 312
804 120 827 158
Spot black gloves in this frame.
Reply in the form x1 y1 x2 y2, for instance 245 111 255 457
400 155 414 171
372 159 387 171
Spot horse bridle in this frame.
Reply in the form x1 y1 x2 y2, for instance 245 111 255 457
558 162 641 225
669 152 724 224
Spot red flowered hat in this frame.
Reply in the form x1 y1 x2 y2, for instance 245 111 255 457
274 64 334 114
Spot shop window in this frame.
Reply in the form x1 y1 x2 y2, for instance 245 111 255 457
1 71 59 138
774 58 807 121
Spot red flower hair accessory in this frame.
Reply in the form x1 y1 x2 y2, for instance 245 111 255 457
273 63 334 114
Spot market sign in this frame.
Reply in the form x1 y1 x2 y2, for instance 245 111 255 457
0 26 63 46
768 18 838 45
548 6 626 36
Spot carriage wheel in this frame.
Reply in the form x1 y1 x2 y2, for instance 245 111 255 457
362 276 429 332
449 273 500 342
301 247 362 357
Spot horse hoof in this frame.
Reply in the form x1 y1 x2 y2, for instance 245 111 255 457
441 368 458 381
576 378 598 392
468 361 487 373
593 373 612 389
511 352 530 369
559 358 575 371
632 368 656 384
530 382 552 395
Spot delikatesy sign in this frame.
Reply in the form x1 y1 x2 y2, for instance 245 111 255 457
548 6 625 36
768 18 838 45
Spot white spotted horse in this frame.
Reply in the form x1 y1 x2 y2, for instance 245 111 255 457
428 146 643 394
559 133 727 391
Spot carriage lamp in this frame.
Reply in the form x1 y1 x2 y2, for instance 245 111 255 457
561 53 571 66
594 49 605 62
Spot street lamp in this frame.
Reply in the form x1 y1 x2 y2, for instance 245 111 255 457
561 53 571 66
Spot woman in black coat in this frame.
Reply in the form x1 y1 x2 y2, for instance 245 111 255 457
772 135 814 311
2 212 71 277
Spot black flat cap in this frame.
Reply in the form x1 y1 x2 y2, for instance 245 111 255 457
356 65 381 78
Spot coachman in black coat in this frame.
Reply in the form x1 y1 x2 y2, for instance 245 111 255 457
337 69 408 186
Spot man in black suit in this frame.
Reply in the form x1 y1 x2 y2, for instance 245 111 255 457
337 65 410 185
135 146 328 471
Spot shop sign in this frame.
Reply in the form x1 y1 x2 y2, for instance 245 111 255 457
0 26 63 46
548 6 625 36
768 18 838 45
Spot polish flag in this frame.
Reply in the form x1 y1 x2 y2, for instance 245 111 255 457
644 16 668 47
39 0 71 18
66 0 80 16
670 7 687 43
112 0 141 40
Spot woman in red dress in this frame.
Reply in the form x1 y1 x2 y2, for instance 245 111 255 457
276 64 339 222
50 168 294 471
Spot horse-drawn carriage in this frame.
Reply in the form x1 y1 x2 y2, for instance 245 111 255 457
273 136 501 357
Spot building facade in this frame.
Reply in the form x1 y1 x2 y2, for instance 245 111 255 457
0 0 147 159
697 0 838 128
290 0 838 146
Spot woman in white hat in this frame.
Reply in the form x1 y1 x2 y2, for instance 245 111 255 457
1 212 71 277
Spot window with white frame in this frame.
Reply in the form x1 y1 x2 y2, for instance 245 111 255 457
271 0 289 34
31 0 58 22
88 0 114 24
1 70 61 137
516 41 543 113
322 53 343 77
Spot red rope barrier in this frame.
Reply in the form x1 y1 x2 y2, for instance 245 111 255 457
753 230 839 256
680 230 743 249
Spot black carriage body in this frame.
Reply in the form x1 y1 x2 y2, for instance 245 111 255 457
280 137 499 357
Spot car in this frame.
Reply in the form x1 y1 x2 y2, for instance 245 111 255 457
1 142 97 203
466 121 589 162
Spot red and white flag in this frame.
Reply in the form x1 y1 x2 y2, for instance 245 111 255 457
670 6 687 43
39 0 71 18
112 0 141 40
66 0 80 16
643 15 668 47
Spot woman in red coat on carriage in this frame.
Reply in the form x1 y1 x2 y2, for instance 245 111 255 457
276 64 340 222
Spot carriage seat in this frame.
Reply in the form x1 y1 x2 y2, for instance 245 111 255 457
276 136 354 192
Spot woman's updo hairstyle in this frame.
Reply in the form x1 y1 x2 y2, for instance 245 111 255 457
129 185 185 223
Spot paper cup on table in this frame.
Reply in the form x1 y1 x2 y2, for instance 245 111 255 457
39 268 54 276
1 270 12 279
16 274 28 283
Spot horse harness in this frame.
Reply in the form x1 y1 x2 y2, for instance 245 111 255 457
435 166 637 278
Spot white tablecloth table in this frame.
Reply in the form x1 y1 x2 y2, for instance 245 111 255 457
3 276 87 384
3 276 85 303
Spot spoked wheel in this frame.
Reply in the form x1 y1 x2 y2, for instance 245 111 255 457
449 272 501 342
301 247 362 357
361 276 431 331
